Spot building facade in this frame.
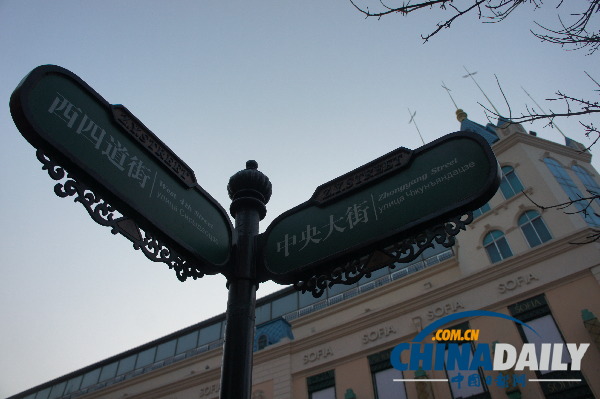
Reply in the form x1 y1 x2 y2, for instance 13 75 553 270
11 111 600 399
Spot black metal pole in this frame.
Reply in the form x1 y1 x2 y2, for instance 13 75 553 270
221 160 271 399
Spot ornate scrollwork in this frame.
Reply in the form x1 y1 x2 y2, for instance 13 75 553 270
36 149 204 282
294 211 474 298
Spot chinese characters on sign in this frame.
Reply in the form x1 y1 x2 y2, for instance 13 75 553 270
46 91 221 247
274 158 477 260
276 200 371 257
49 92 153 189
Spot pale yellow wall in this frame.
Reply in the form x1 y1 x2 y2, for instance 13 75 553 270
334 358 372 399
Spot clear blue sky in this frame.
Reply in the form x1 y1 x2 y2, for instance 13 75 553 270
1 1 597 397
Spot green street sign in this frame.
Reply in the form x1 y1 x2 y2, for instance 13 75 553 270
11 65 232 275
259 131 500 285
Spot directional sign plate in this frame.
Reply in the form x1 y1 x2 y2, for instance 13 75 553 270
259 131 500 284
11 65 232 274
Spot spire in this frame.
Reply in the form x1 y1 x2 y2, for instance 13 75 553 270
407 108 426 145
521 86 567 139
442 81 459 110
462 66 501 116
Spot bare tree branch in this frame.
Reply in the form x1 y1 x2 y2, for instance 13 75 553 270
523 191 600 243
531 0 600 54
422 0 487 42
350 0 599 52
478 72 600 151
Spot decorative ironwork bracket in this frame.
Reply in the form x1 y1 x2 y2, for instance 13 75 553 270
36 149 204 282
293 212 474 297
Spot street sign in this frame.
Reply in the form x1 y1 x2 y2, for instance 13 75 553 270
10 65 501 398
259 131 500 285
10 65 232 277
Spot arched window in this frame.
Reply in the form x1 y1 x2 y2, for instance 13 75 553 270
518 211 552 248
544 158 600 227
572 165 600 206
499 166 524 199
483 230 513 263
257 334 269 350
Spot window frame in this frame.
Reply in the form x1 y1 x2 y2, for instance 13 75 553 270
544 158 600 227
499 166 524 200
483 230 513 263
307 370 336 399
440 322 490 399
571 164 600 206
518 210 552 248
368 348 408 399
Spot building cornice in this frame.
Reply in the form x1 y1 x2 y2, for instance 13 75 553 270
492 131 592 164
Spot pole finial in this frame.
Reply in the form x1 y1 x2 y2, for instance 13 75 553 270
227 161 272 220
246 160 258 170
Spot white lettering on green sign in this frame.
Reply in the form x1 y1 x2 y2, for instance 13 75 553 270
275 159 478 258
47 91 221 248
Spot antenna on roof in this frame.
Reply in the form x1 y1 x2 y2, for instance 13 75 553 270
442 81 459 110
408 108 425 145
462 66 501 116
521 86 567 139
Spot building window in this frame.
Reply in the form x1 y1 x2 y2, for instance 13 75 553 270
441 323 490 399
98 362 118 382
63 375 83 396
518 210 552 248
271 292 298 318
48 382 67 399
473 203 491 219
572 165 600 206
155 339 177 361
307 370 336 399
311 387 335 399
257 334 269 350
544 158 600 227
135 347 156 369
445 344 490 398
483 230 513 263
80 368 101 389
255 303 271 324
369 348 408 399
373 368 407 399
508 294 594 397
198 322 222 345
499 166 524 199
176 331 199 355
